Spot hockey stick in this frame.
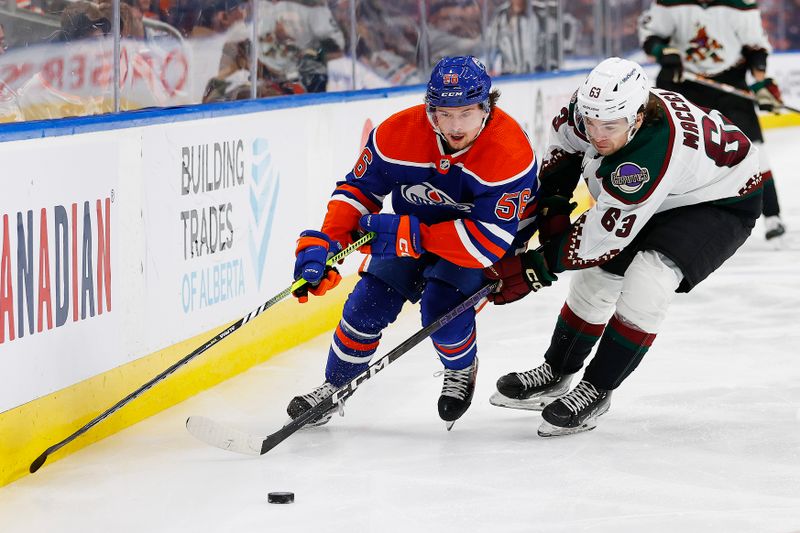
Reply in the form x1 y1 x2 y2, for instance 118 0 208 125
29 232 375 474
682 71 800 114
185 280 499 457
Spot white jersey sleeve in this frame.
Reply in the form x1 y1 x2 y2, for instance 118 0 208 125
638 4 676 45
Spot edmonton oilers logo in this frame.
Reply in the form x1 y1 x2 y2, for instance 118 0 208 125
401 182 473 212
610 162 650 193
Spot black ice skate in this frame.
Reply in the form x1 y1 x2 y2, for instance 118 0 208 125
437 357 478 431
765 216 786 241
286 381 344 428
538 380 611 437
489 362 575 411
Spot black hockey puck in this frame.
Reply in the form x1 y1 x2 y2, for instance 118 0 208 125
267 492 295 504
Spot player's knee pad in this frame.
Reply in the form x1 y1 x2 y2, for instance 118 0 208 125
616 250 682 332
422 279 477 370
342 274 406 334
327 275 407 386
565 267 624 324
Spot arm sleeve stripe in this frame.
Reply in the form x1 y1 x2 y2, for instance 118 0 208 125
337 183 382 211
464 219 507 260
475 220 513 244
454 221 495 267
329 195 371 216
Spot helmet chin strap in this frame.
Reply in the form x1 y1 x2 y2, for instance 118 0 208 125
426 106 490 153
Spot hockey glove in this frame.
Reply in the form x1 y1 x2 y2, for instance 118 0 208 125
293 230 343 303
537 195 577 245
654 46 683 83
654 44 682 84
749 78 783 112
484 249 558 305
359 214 424 259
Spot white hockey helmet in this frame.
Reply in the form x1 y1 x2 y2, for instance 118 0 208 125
576 58 650 129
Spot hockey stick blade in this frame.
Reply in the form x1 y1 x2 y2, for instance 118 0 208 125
185 282 497 457
186 416 264 456
29 232 374 474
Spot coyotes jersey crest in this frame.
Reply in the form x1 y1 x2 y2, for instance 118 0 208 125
686 25 724 64
639 0 771 76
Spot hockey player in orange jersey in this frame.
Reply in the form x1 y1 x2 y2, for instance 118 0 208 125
288 56 539 430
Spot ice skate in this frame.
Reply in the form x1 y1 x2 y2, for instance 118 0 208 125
490 362 575 411
538 380 611 437
286 381 344 428
764 216 786 247
437 357 478 431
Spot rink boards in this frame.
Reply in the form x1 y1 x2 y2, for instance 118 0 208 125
1 54 798 487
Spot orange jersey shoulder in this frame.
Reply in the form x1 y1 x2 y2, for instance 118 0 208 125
373 105 438 164
461 107 535 184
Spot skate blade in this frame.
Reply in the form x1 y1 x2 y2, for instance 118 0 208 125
537 420 597 437
444 420 456 431
488 392 554 411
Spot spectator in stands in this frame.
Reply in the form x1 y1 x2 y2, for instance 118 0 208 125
128 0 159 20
425 0 483 61
190 0 247 38
332 0 421 86
486 0 540 74
99 1 146 39
19 1 171 119
56 1 112 41
258 0 345 92
0 23 7 55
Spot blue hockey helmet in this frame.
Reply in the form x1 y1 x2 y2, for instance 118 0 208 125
426 56 491 110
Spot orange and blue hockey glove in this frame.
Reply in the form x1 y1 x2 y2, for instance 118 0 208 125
293 230 343 303
358 214 424 259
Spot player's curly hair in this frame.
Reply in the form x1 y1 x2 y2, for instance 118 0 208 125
641 93 663 124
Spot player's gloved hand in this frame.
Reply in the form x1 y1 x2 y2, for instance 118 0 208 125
483 249 558 305
359 214 424 259
749 78 783 112
293 230 343 303
656 46 683 84
537 195 577 245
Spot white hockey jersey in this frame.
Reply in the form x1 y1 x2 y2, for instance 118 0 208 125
541 88 761 270
638 0 771 76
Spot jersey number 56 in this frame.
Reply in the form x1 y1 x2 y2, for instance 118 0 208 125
495 189 532 220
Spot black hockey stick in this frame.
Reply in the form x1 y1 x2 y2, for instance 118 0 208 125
185 280 499 456
682 71 800 114
29 232 375 474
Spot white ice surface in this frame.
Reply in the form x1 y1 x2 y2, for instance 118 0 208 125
2 128 800 533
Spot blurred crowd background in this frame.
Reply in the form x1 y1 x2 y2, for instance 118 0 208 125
0 0 797 122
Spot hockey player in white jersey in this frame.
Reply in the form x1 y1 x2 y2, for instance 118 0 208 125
639 0 785 240
484 58 762 437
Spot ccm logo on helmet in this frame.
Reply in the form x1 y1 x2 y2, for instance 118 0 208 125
440 91 464 97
